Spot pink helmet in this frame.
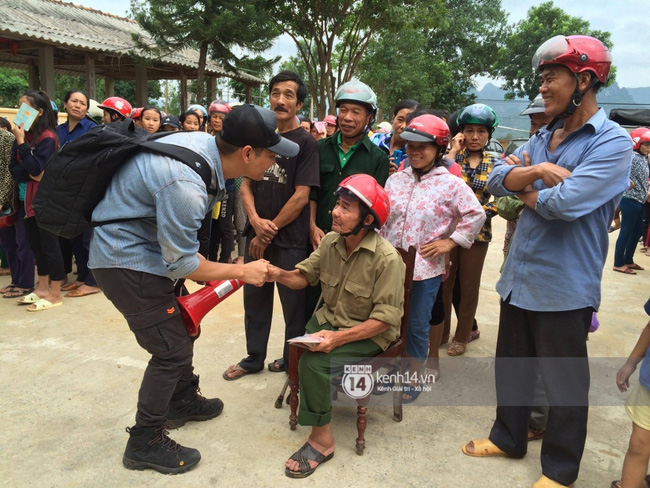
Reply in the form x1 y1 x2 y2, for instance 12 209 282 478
323 115 337 126
208 101 231 114
98 97 132 118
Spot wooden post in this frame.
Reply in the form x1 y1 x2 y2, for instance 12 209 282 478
135 65 148 107
105 76 114 98
85 53 97 100
207 76 217 104
245 84 252 104
28 64 38 90
180 71 188 113
38 46 55 96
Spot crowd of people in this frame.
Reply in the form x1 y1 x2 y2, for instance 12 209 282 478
0 33 649 487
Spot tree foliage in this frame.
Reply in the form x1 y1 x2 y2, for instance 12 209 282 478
0 67 161 110
273 0 437 119
357 0 508 118
227 55 279 108
130 0 279 105
497 1 614 101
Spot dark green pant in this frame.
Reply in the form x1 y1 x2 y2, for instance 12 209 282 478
298 317 382 427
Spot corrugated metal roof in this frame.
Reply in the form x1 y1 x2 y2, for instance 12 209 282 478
0 0 262 84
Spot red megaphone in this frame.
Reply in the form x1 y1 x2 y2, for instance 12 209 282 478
177 279 244 337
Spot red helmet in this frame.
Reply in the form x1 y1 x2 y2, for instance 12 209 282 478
208 101 231 114
401 114 450 147
130 107 143 119
533 35 612 84
630 127 650 151
98 97 132 118
323 115 337 126
338 174 390 228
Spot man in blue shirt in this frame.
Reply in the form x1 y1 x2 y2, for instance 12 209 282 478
89 105 299 475
463 36 633 488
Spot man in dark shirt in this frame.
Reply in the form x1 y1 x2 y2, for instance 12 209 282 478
224 71 320 379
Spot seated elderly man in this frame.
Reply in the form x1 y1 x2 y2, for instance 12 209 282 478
267 174 405 478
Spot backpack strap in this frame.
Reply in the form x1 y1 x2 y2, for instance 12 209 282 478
140 140 219 195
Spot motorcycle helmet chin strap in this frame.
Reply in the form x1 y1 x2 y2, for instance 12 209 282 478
549 73 600 128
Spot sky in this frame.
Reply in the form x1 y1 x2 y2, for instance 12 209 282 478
75 0 649 89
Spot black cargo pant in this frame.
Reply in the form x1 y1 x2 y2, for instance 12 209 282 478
93 268 195 428
489 299 592 486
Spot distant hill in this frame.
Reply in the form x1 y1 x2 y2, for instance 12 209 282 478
627 87 650 105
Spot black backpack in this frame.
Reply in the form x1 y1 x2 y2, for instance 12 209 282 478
33 119 217 239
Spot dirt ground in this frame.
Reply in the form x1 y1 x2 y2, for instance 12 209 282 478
0 218 648 488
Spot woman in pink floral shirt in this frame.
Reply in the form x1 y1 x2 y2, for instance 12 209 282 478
381 114 485 401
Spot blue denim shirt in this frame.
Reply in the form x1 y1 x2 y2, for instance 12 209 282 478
487 109 632 312
89 132 225 279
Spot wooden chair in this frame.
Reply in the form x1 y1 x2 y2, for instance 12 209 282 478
287 246 416 455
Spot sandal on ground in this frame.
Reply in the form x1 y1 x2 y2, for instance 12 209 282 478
527 426 545 441
66 287 100 297
0 284 16 294
462 438 508 457
2 288 34 298
285 442 334 478
421 367 440 384
452 330 480 344
447 340 467 356
626 263 644 271
402 384 423 404
267 358 285 373
222 363 259 381
61 282 82 292
611 475 650 488
26 299 62 311
17 292 42 304
613 266 637 275
533 475 572 487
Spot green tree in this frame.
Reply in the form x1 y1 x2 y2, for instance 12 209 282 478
273 0 438 119
357 0 508 116
497 1 614 101
130 0 280 106
0 68 28 107
227 55 279 109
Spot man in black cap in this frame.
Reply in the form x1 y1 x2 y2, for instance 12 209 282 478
89 104 299 475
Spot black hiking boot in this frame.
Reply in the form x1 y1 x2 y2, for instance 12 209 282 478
122 425 201 474
165 387 224 429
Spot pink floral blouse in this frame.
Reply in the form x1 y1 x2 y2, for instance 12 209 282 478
380 166 486 281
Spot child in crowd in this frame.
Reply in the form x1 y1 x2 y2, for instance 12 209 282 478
613 298 650 488
160 115 180 132
180 110 201 131
140 106 162 134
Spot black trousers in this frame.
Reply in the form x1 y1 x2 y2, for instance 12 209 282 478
489 300 592 486
93 268 195 428
239 239 309 372
209 190 235 263
24 216 65 280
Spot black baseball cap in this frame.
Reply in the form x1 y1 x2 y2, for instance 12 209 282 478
222 104 299 157
161 115 180 129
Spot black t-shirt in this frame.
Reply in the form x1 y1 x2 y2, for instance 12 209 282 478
249 127 319 248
